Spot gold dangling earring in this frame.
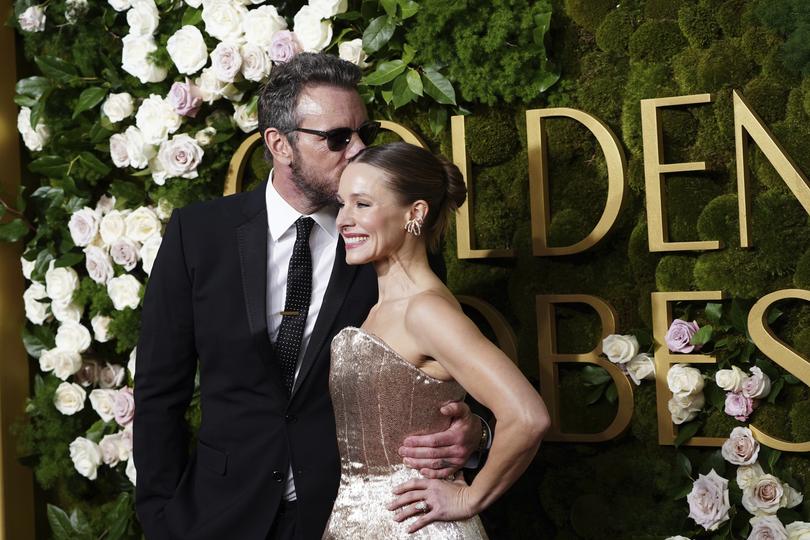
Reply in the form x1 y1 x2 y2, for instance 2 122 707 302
405 217 423 237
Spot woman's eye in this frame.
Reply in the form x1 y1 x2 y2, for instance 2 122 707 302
356 202 369 208
335 202 344 209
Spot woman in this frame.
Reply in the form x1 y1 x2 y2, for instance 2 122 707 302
322 142 549 539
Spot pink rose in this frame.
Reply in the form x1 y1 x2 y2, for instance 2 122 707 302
725 392 755 422
665 319 701 353
269 31 302 64
687 469 730 531
168 80 203 118
113 387 135 426
721 426 760 465
742 366 772 399
74 360 100 387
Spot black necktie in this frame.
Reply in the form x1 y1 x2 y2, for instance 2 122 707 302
276 216 315 394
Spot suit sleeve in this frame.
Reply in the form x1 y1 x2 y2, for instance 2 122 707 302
134 209 198 538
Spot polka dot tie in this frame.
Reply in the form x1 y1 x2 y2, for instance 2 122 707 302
276 216 315 395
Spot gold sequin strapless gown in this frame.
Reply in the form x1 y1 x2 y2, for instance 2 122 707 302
322 327 489 539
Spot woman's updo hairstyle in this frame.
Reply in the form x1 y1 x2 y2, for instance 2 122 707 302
353 142 467 251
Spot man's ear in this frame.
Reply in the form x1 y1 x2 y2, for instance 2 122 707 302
264 128 293 166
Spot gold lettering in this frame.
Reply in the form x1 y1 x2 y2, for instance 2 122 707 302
526 109 626 256
641 94 718 252
223 133 262 196
537 294 633 442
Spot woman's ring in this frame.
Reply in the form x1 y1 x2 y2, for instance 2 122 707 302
414 501 429 513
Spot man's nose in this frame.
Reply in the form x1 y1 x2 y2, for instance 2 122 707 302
344 132 366 160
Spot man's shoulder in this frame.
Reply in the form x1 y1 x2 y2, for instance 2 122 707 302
177 183 266 227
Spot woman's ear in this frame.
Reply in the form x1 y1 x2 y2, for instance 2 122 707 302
409 200 429 224
264 128 293 166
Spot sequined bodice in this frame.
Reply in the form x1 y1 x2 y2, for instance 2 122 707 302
323 326 488 539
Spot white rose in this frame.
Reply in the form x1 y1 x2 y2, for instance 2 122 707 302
626 353 655 385
788 522 810 540
128 347 137 378
743 474 786 516
68 207 100 247
84 245 114 284
18 5 46 32
240 42 271 82
89 388 117 422
17 106 50 151
668 392 704 424
99 363 126 389
121 33 168 84
55 321 92 353
120 126 156 170
51 299 82 323
109 132 131 168
241 5 286 47
102 93 135 123
338 38 370 68
233 102 258 133
135 94 182 145
194 67 243 104
95 195 116 215
184 0 202 6
737 463 765 490
211 41 243 83
100 210 128 245
664 537 692 540
194 126 217 146
126 0 159 36
749 516 788 539
110 237 141 271
309 0 347 17
91 315 113 343
23 281 50 325
715 366 746 393
167 25 209 75
107 274 143 310
45 262 79 304
54 382 86 415
140 235 162 275
108 0 131 11
125 207 161 242
69 437 102 480
48 348 83 380
722 426 760 465
667 363 705 398
154 134 205 184
785 485 804 509
743 367 772 400
99 432 131 466
293 5 333 52
202 0 247 41
126 454 137 485
601 334 639 365
156 198 174 221
21 256 35 280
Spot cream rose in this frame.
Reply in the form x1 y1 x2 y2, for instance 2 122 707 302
121 33 168 84
233 102 259 133
743 474 786 516
154 134 205 184
721 426 759 465
99 363 126 389
293 5 333 52
195 67 243 103
100 210 128 245
202 0 247 42
89 388 118 422
110 237 141 271
84 246 114 284
18 5 46 32
211 41 243 83
125 126 157 169
242 5 287 47
167 25 209 75
108 0 131 11
140 235 162 275
787 522 810 540
135 94 182 145
124 207 161 242
51 348 83 380
45 263 79 304
737 463 765 490
21 256 35 280
99 432 131 466
309 0 347 17
51 299 82 323
240 43 271 82
128 348 137 379
17 106 50 151
749 516 788 540
109 132 131 168
23 281 50 325
668 392 704 424
68 207 100 247
601 334 639 365
54 382 86 415
687 469 730 531
95 194 116 215
102 93 135 123
69 437 102 480
743 367 772 399
338 38 369 68
126 0 159 36
126 454 137 485
107 274 143 310
55 321 92 354
194 126 217 147
667 363 705 398
715 366 746 393
91 314 113 343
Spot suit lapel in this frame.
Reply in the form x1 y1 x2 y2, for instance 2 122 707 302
291 239 358 398
235 182 285 394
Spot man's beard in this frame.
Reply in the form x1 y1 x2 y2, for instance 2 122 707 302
290 148 337 211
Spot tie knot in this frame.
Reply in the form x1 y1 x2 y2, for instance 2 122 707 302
295 216 315 240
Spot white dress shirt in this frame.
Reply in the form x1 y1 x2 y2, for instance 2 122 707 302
264 173 338 500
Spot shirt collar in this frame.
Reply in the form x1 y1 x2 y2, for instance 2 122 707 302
265 170 338 242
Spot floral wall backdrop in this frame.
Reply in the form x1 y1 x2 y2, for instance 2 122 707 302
6 0 810 538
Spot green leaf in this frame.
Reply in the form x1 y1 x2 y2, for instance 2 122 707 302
581 365 611 386
421 68 456 105
674 420 703 448
391 73 417 108
381 88 394 104
406 68 423 96
14 95 37 107
32 250 55 282
604 383 618 404
106 493 132 540
671 482 693 500
675 452 692 479
363 59 407 86
30 99 47 131
533 11 553 45
110 180 146 208
35 56 79 83
705 382 726 411
69 508 91 538
22 324 56 359
78 151 111 176
85 420 108 443
690 324 713 346
29 155 70 178
181 7 202 26
754 358 780 381
402 43 417 65
72 87 107 118
729 299 750 334
767 306 783 325
398 0 419 19
705 302 723 324
53 252 84 269
428 106 448 136
767 377 784 404
784 373 801 385
362 16 396 54
16 76 52 98
701 449 726 477
380 0 397 17
584 383 607 405
47 505 76 540
0 220 28 242
0 206 5 220
334 10 362 21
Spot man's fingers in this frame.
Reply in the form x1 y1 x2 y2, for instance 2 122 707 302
399 442 467 459
439 400 470 417
402 457 466 471
418 467 458 479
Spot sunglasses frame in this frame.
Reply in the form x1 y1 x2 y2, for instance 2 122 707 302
287 121 381 151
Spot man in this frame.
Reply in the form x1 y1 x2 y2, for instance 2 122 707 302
134 53 484 540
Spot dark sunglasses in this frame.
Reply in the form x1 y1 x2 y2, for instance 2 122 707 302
287 121 381 152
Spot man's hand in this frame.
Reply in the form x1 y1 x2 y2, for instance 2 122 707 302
398 401 482 479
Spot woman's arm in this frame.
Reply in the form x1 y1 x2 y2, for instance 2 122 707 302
389 293 550 532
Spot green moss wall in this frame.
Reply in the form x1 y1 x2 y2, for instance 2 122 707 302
386 0 810 537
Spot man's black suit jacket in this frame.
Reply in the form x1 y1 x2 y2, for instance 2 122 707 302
133 181 378 540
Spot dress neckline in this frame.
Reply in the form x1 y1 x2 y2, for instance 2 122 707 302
341 326 454 384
